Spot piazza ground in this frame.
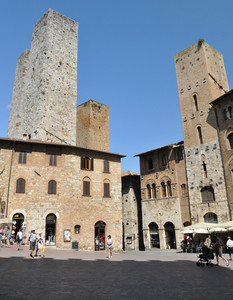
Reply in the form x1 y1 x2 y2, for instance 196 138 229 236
0 245 233 299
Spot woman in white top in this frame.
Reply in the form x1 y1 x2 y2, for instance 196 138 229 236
36 232 44 257
16 229 23 251
107 235 113 258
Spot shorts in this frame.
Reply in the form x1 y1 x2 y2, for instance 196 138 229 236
17 238 22 244
30 241 36 250
37 243 43 250
215 248 222 258
228 247 233 254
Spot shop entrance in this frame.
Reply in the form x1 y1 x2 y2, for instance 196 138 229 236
164 222 176 249
149 222 160 248
95 221 106 251
46 214 56 245
12 213 24 234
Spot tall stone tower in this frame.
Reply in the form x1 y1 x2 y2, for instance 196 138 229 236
174 41 231 223
8 9 78 145
76 100 109 151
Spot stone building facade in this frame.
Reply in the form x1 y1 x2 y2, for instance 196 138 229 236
211 91 233 217
122 171 144 251
7 9 78 145
0 138 124 250
1 9 125 251
135 142 190 250
174 41 231 225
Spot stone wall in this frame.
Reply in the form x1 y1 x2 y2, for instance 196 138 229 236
0 139 123 251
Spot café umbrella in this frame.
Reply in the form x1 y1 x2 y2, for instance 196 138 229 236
209 227 227 233
193 228 209 234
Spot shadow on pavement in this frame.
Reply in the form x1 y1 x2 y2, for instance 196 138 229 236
0 256 233 299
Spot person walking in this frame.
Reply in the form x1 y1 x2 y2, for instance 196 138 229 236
107 235 113 259
35 232 44 257
211 233 229 266
16 229 23 251
28 229 37 258
226 236 233 261
5 227 11 248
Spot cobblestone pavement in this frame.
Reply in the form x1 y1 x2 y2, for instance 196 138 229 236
0 245 233 299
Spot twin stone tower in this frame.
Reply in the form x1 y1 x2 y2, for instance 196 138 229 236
7 9 109 152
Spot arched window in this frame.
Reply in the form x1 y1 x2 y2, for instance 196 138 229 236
197 126 203 144
223 109 228 120
147 184 152 199
152 183 156 199
193 94 198 111
48 180 57 194
204 212 218 224
181 184 187 197
228 133 233 149
103 179 110 198
149 222 160 248
161 182 166 197
74 225 81 234
83 177 91 196
201 186 215 203
16 178 25 193
167 181 172 197
183 221 191 227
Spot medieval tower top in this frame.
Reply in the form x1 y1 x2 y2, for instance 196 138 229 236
174 40 229 147
7 9 78 145
76 100 109 152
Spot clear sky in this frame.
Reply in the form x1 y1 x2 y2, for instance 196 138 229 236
1 0 233 173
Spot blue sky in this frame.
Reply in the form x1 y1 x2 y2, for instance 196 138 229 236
1 0 233 173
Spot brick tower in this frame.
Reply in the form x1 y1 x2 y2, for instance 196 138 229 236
76 100 109 151
7 9 78 145
174 40 231 223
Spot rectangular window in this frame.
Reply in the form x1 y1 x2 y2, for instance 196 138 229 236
49 154 57 166
104 160 109 173
83 181 90 196
81 157 94 171
104 183 110 197
18 152 27 164
177 149 183 161
162 155 168 166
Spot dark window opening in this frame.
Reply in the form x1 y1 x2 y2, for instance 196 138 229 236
204 212 218 223
202 161 207 178
49 154 57 166
148 158 153 170
152 183 156 199
197 126 203 144
81 157 94 171
48 180 57 194
193 94 198 111
147 184 151 199
18 152 27 164
161 182 166 197
104 182 110 197
167 181 172 197
162 155 168 166
228 133 233 149
83 181 90 196
16 178 25 194
177 149 183 161
104 160 109 172
74 225 81 234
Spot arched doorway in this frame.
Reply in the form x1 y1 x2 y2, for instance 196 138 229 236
12 213 24 235
95 221 106 251
149 222 160 248
46 214 56 245
164 222 176 249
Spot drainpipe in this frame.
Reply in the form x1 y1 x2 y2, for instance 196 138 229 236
5 141 15 218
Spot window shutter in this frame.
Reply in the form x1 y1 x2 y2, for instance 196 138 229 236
91 158 94 171
16 178 25 193
83 181 90 196
81 157 84 169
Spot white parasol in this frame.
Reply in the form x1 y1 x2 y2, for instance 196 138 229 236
182 229 194 234
209 227 227 233
193 228 209 234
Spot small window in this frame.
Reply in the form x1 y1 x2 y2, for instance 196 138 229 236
152 183 156 199
16 178 25 193
161 182 166 197
177 149 183 161
49 154 57 166
148 158 153 170
197 126 203 144
228 133 233 149
162 155 168 166
83 180 90 196
193 94 198 111
167 181 172 197
202 161 207 178
74 225 80 234
81 157 94 171
104 182 110 198
18 152 27 164
48 180 57 194
104 160 109 173
147 184 151 199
